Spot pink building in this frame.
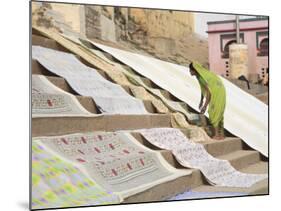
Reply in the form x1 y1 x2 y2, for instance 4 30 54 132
207 17 268 82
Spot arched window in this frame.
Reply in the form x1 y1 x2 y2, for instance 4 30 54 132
222 40 236 58
258 38 268 56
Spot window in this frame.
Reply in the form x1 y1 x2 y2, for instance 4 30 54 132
222 40 236 58
220 33 244 58
258 38 268 56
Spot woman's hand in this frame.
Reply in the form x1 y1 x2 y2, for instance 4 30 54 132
200 86 211 114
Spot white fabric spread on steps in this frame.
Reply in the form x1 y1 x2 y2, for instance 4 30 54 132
32 75 92 117
32 46 148 115
34 131 191 199
61 34 199 121
139 128 267 188
91 42 268 157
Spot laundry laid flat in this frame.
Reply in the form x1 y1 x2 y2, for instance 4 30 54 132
33 131 191 198
32 45 148 115
139 128 267 188
32 75 92 117
92 42 268 157
32 141 121 209
54 34 198 120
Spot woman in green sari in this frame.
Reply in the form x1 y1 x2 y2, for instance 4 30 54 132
189 61 226 140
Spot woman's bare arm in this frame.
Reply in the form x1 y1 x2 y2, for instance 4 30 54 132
200 86 211 114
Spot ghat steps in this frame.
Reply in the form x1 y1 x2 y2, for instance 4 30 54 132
31 33 268 203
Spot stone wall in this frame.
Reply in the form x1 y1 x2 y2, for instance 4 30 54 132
31 3 208 65
31 2 85 35
84 6 101 39
130 8 194 39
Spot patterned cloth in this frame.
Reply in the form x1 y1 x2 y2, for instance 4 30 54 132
32 75 91 117
32 142 121 210
34 131 190 198
32 45 148 115
139 128 267 188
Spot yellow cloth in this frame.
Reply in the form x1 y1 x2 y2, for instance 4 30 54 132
192 61 226 128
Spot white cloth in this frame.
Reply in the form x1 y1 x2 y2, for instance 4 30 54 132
32 46 148 115
139 128 267 188
34 131 191 198
91 42 268 157
32 75 92 117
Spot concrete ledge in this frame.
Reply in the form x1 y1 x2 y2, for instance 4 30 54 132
76 96 98 113
218 150 261 170
191 161 268 195
202 138 243 157
123 169 203 203
131 132 263 172
132 131 245 157
32 114 171 137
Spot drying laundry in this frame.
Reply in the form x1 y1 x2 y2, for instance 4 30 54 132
139 128 267 188
32 75 91 117
34 131 191 198
92 42 268 157
32 45 148 114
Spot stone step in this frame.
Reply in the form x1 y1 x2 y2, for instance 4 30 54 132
122 169 203 203
132 132 244 157
32 34 69 52
217 150 261 170
190 161 268 195
32 59 192 116
32 114 171 137
32 59 58 77
131 132 263 175
31 32 268 203
200 137 244 157
32 39 195 115
34 75 158 114
122 137 267 203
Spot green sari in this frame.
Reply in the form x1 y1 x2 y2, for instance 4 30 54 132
192 61 226 128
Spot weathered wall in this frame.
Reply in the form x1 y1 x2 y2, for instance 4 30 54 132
32 2 85 35
31 3 208 65
84 6 101 39
130 8 194 39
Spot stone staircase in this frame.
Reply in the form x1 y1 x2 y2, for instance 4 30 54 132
31 33 268 204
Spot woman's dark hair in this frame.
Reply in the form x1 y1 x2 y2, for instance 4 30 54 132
189 62 194 70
